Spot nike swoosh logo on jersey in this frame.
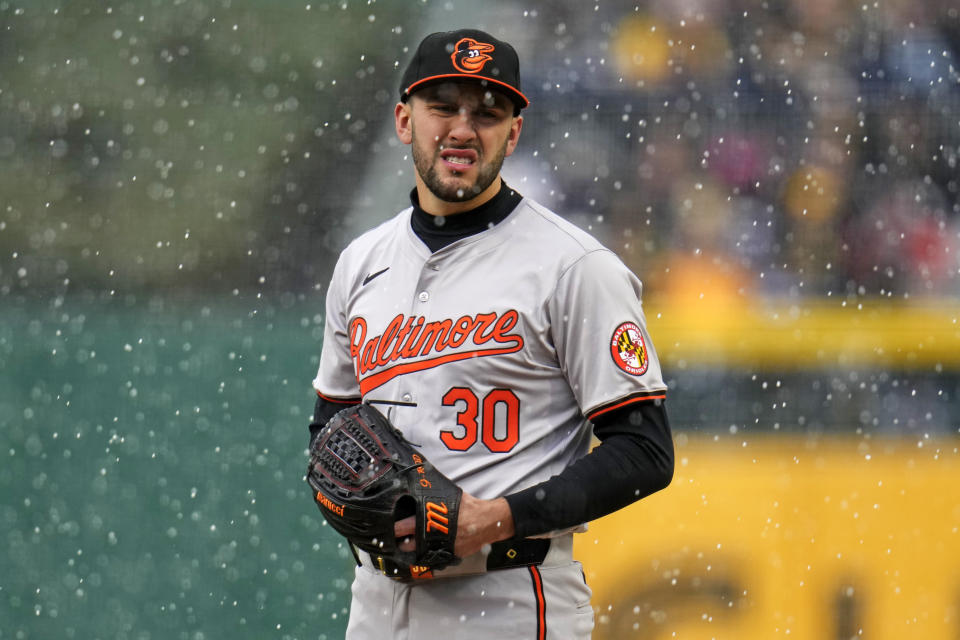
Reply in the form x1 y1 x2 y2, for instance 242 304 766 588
362 267 390 286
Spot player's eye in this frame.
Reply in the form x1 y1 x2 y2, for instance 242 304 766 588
475 108 504 122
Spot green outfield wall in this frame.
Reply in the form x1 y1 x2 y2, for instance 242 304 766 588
0 298 353 639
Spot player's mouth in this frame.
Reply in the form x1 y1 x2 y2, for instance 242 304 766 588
440 148 478 172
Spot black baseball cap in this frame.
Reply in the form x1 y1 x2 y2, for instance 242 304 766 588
399 29 530 114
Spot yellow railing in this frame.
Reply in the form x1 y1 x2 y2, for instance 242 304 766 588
647 297 960 369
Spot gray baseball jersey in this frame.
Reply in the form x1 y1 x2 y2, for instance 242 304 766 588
313 196 666 501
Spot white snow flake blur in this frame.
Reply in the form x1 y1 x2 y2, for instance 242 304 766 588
0 1 958 638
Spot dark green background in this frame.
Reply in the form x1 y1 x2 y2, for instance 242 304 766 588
0 296 353 639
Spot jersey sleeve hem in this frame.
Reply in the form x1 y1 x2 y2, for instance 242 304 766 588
585 390 667 421
315 389 363 404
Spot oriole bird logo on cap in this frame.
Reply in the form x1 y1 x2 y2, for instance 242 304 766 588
451 37 495 73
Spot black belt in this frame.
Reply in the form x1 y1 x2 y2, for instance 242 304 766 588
486 538 551 571
361 537 552 581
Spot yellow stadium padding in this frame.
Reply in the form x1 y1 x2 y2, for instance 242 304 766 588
647 297 960 369
575 435 960 640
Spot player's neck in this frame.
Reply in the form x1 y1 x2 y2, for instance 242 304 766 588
415 176 503 217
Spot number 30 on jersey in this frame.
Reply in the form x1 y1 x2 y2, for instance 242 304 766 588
440 387 520 453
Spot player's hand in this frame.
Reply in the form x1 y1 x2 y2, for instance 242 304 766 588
394 492 515 559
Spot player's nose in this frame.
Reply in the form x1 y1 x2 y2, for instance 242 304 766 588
447 108 479 142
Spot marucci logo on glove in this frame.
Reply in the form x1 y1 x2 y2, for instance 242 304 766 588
425 501 450 534
349 310 524 394
315 491 345 517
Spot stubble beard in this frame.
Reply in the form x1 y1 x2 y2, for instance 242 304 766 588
411 127 508 203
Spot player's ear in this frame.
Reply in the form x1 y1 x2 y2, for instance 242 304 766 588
504 115 523 158
395 102 413 145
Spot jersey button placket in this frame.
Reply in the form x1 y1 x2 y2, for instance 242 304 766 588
407 264 437 413
415 260 438 309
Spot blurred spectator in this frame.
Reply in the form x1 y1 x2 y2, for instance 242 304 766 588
611 14 674 89
843 180 959 295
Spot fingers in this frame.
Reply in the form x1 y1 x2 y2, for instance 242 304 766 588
394 515 416 551
394 515 415 537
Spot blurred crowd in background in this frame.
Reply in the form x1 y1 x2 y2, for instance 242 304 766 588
508 0 960 304
1 0 958 303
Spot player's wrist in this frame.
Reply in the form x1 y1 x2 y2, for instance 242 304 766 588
454 494 516 558
484 497 516 543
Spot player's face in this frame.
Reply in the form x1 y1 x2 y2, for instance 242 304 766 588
396 82 522 212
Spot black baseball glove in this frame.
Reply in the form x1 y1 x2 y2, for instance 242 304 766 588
307 403 462 580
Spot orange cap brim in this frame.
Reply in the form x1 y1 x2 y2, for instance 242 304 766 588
403 73 530 109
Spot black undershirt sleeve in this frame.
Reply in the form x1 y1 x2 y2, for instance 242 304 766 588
308 395 360 446
504 400 675 538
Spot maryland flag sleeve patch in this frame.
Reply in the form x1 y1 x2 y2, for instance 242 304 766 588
610 321 649 376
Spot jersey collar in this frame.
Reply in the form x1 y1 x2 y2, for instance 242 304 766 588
409 182 524 253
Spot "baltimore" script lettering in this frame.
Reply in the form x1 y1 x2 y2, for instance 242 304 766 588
348 310 524 394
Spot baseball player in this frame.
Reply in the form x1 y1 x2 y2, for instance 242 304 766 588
309 29 674 639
